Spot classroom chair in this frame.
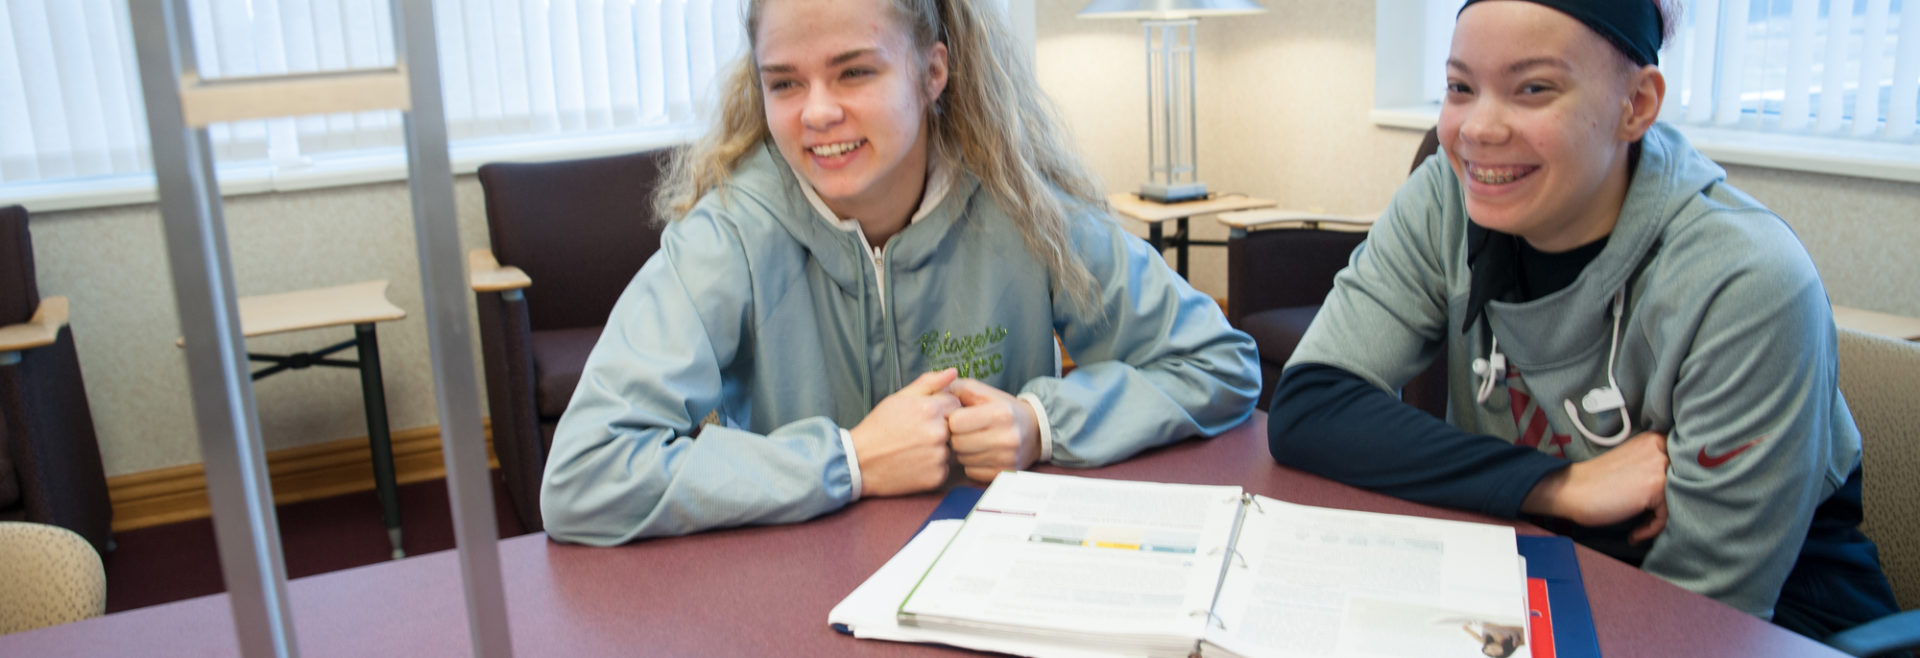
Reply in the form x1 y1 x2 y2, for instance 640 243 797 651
0 521 106 635
470 150 670 533
1224 129 1447 415
1826 326 1920 657
0 205 113 555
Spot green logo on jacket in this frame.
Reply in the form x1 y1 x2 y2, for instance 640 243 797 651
918 325 1008 379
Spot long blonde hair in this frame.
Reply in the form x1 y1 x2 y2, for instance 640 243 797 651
653 0 1106 312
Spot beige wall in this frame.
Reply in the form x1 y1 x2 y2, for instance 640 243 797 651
29 178 493 476
21 0 1920 478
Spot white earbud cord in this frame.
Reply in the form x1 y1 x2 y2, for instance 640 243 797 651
1565 291 1632 446
1473 335 1503 404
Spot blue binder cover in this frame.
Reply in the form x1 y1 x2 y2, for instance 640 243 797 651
834 488 989 636
915 486 985 535
1517 534 1602 657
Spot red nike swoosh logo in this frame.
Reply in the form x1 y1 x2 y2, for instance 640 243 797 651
1697 437 1765 469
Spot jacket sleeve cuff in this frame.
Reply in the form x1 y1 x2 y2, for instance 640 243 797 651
839 427 863 502
1018 392 1054 464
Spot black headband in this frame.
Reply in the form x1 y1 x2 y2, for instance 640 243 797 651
1460 0 1663 66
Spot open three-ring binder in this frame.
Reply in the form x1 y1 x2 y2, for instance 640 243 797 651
833 471 1597 657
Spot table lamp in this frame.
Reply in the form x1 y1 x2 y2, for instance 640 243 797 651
1078 0 1266 203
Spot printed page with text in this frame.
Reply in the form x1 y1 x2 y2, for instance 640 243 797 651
1202 498 1527 658
897 472 1245 657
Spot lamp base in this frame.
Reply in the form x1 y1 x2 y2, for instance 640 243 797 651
1137 181 1209 204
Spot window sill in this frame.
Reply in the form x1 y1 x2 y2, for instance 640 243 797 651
1 124 705 214
1369 106 1442 132
1370 105 1920 185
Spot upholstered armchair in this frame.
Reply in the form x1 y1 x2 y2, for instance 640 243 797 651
0 521 106 635
0 205 113 555
1825 327 1920 657
470 150 670 533
1223 129 1447 416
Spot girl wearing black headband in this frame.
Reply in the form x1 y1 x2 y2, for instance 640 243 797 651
1270 0 1898 642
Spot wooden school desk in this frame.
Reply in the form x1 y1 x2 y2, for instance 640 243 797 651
175 280 410 559
0 413 1840 657
1107 192 1276 278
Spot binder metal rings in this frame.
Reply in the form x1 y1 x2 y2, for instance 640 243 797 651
1188 608 1227 630
1206 545 1249 569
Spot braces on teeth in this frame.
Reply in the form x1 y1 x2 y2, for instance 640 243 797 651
1473 169 1516 184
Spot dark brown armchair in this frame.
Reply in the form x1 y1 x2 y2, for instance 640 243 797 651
470 150 670 533
0 205 113 554
1224 129 1447 416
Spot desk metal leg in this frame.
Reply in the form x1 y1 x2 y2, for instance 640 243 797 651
1175 217 1190 278
1147 222 1165 257
355 323 404 560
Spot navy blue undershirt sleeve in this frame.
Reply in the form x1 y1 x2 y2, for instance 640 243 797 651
1267 363 1570 519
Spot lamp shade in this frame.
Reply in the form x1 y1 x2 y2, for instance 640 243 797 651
1077 0 1266 20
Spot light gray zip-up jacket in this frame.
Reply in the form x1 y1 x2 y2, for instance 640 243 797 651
1290 123 1860 617
541 141 1260 545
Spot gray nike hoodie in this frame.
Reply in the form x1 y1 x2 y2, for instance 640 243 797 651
1290 122 1860 617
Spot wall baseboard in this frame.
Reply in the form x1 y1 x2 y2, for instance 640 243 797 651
107 424 498 532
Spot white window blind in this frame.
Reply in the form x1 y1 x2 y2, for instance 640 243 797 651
0 0 746 193
1662 0 1917 141
0 0 147 182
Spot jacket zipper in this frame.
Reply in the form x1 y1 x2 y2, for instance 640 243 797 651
850 226 903 394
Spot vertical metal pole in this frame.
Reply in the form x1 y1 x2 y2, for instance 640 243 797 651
128 0 297 656
388 0 515 655
1183 22 1199 183
1141 23 1155 185
1159 22 1176 187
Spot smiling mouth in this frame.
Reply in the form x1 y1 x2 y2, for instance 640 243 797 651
809 139 866 157
1467 162 1539 185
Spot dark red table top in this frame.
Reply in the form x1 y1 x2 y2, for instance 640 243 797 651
0 412 1838 657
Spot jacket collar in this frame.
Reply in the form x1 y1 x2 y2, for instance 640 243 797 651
1459 123 1724 336
734 140 982 294
796 154 957 236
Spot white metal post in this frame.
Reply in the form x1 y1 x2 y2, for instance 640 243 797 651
127 0 298 654
127 0 512 653
388 0 514 655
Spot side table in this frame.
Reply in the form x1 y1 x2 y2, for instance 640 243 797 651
1107 192 1276 278
177 280 409 558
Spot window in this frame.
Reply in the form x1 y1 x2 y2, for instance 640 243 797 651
1666 0 1914 138
0 0 747 210
1373 0 1919 182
